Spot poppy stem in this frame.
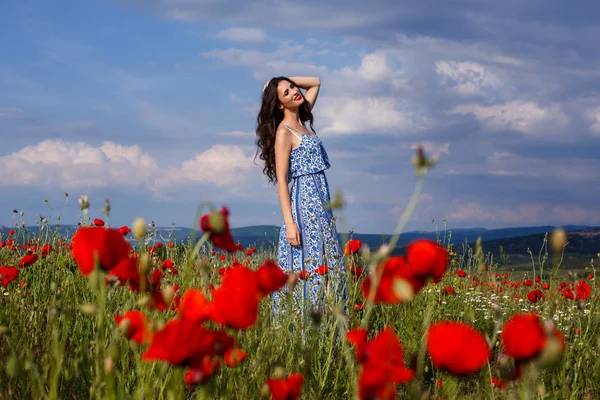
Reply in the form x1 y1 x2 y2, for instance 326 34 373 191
183 231 211 289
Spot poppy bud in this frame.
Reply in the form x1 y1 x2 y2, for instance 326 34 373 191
550 228 567 253
162 286 175 307
208 212 225 234
80 303 97 316
78 194 90 211
260 383 270 398
392 277 414 302
287 273 299 291
104 357 114 375
272 365 286 379
139 254 151 274
132 217 147 240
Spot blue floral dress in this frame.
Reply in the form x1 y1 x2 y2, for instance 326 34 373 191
273 125 346 318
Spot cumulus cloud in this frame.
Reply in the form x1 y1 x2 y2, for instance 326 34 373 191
0 139 255 193
449 101 568 134
317 96 431 135
435 60 501 95
214 27 267 42
585 106 600 134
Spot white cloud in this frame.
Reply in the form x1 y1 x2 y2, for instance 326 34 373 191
214 27 267 42
585 106 600 134
317 96 431 135
435 60 500 95
450 100 568 134
0 139 256 193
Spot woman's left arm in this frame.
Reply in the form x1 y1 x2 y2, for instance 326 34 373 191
288 76 321 110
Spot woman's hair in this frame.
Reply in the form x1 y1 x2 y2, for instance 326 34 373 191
254 76 316 185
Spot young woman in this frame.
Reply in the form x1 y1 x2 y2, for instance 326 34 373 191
255 76 346 315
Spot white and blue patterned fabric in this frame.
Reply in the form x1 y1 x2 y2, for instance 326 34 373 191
273 125 347 321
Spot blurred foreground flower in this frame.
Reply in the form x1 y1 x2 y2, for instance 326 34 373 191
426 321 491 376
347 326 414 400
200 206 238 252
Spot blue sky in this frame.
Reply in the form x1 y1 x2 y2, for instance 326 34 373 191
1 0 599 234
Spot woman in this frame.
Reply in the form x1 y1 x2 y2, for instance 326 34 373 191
255 76 346 317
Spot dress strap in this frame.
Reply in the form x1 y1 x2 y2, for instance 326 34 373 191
282 125 303 141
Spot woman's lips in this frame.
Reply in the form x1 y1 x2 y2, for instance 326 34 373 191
294 93 301 100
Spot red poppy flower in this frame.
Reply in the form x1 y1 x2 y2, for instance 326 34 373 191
178 289 213 324
266 373 304 400
184 356 221 388
41 244 53 258
210 265 260 329
575 280 591 300
118 225 131 235
490 377 505 389
161 259 178 274
93 218 105 227
442 286 456 295
527 289 544 304
542 283 550 290
114 311 153 345
362 256 425 304
199 207 238 253
107 257 139 285
71 227 131 275
426 321 491 376
0 266 18 287
298 270 310 280
245 249 252 256
349 265 365 277
256 259 288 296
344 239 362 255
406 239 448 282
356 327 414 400
561 288 575 300
457 270 467 278
142 319 234 366
501 313 547 361
523 279 533 286
8 229 15 235
315 265 328 275
346 328 368 362
19 254 39 268
224 348 247 367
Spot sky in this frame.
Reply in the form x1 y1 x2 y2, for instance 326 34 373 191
1 0 599 234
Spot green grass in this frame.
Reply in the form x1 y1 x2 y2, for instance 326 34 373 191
0 220 598 400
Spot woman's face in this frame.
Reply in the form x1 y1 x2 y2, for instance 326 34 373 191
277 80 304 110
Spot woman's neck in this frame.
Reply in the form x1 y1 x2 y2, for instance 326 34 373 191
282 109 302 127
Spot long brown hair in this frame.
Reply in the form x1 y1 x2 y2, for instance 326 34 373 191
254 77 316 185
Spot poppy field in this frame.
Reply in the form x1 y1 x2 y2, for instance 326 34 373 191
0 163 599 399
